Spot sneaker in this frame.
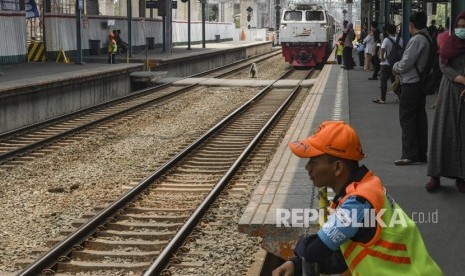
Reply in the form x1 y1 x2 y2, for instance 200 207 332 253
425 177 441 192
394 159 416 165
372 98 385 104
456 179 465 193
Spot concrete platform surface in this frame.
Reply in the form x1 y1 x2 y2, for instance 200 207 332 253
83 41 272 64
0 40 271 92
239 64 464 275
239 65 346 259
0 63 141 94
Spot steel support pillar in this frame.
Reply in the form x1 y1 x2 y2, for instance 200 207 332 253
369 0 379 26
379 0 385 27
202 1 206 48
127 0 132 57
384 0 391 24
402 0 412 45
452 0 465 29
187 0 191 50
75 0 83 64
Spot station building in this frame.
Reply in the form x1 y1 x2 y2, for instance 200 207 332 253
1 0 463 65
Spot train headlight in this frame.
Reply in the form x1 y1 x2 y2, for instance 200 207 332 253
285 43 290 47
317 43 321 47
311 4 318 11
289 4 296 11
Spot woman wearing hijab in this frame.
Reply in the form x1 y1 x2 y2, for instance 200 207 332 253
426 11 465 192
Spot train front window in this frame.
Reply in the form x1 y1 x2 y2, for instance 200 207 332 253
284 11 302 21
306 11 324 21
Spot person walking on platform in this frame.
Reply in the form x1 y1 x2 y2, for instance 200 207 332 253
372 23 403 104
392 12 431 166
425 12 465 192
272 121 443 276
108 32 117 64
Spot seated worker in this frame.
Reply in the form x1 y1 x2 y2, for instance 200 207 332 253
113 29 128 53
272 121 443 276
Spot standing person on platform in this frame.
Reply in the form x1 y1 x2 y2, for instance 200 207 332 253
115 29 128 53
356 40 365 67
334 38 344 65
425 12 465 192
272 121 443 276
369 22 382 80
363 25 375 71
108 32 117 64
360 23 368 42
428 19 439 41
372 23 403 104
391 12 431 165
342 22 355 70
437 17 450 50
429 17 450 109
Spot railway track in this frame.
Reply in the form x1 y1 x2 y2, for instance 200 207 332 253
0 50 282 168
17 67 317 276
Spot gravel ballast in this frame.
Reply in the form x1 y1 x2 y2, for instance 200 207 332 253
0 87 258 273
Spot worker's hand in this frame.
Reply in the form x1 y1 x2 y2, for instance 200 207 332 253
272 260 295 276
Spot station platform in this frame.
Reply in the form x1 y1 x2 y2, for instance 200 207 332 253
0 40 272 134
0 41 270 88
0 63 142 95
239 64 464 274
84 41 273 77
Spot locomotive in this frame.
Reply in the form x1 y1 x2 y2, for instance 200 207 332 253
279 3 336 67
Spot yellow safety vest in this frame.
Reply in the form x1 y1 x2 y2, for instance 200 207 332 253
336 44 344 55
331 171 443 275
108 39 117 54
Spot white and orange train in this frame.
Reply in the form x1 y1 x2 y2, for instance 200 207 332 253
279 3 337 67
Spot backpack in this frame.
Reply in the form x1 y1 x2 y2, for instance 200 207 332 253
386 36 404 65
414 32 441 95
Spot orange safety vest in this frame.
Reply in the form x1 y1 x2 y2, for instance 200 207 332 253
330 171 443 275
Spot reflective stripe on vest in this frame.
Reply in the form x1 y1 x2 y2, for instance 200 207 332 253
344 239 411 271
333 170 443 275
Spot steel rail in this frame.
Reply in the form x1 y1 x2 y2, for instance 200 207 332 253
17 67 292 276
0 50 282 164
144 68 315 275
0 49 281 141
0 85 191 164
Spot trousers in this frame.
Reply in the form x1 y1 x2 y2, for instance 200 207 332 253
399 82 428 161
379 65 394 101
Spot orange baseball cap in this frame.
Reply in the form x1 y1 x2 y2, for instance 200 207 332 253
288 121 365 161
